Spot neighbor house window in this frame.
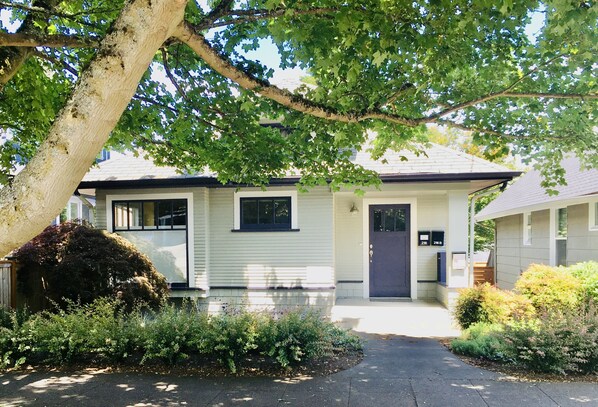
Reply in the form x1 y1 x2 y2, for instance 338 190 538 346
54 198 83 225
523 212 532 246
557 208 567 238
240 197 291 230
589 200 598 231
556 207 567 267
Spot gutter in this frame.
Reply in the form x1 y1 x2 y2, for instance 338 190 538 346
468 181 508 287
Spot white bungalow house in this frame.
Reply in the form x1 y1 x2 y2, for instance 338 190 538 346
78 144 519 311
476 156 598 290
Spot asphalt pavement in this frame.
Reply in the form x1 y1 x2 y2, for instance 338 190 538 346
1 335 597 406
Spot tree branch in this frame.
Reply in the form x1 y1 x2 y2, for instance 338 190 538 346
173 23 418 126
174 23 597 131
200 7 338 30
31 49 78 76
436 120 568 141
132 95 179 114
0 1 118 25
0 0 62 90
0 32 100 48
160 48 188 101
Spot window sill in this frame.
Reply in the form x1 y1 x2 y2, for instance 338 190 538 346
231 228 300 233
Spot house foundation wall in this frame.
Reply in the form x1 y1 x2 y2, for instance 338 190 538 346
184 288 336 315
436 283 461 309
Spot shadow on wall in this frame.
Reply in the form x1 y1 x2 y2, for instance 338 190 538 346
194 267 335 316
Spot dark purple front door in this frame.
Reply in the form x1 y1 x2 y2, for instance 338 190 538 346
369 204 411 297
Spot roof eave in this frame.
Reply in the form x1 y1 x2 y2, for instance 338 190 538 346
79 171 521 191
476 192 598 222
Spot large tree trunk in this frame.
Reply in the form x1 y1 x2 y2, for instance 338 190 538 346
0 0 188 257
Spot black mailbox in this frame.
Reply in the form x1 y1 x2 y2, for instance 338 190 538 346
418 231 431 246
431 230 445 246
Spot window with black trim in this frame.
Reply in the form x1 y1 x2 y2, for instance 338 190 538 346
113 199 187 231
240 197 291 230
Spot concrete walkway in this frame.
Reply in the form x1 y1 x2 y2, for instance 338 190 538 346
2 336 597 406
331 298 461 337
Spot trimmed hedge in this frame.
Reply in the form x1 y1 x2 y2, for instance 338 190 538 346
0 299 361 373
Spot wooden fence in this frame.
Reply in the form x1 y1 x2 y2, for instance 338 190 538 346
0 261 16 309
473 262 495 286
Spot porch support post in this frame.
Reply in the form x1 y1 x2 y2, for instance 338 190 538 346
446 191 469 290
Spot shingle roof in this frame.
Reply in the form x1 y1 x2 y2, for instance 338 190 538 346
476 156 598 221
81 143 517 186
352 143 510 175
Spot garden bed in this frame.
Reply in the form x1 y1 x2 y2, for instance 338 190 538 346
0 299 363 375
448 262 598 378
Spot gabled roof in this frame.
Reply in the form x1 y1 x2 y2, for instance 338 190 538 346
476 156 598 221
80 144 520 189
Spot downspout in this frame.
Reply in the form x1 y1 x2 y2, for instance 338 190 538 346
468 181 508 287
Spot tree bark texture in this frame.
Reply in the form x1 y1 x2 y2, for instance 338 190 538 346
0 0 188 257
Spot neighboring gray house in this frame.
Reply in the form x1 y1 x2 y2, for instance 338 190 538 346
477 156 598 290
78 144 519 311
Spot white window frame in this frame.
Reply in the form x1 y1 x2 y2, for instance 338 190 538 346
106 192 195 287
522 212 532 246
589 199 598 231
55 197 83 224
233 190 298 230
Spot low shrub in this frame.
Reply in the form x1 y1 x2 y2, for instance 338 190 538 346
0 300 361 373
499 304 598 374
450 322 505 361
566 261 598 304
141 302 208 365
200 311 260 373
257 310 339 367
453 283 535 329
515 264 581 311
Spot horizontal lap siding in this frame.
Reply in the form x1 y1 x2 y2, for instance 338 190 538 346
208 187 334 287
567 203 598 264
334 194 363 282
495 210 550 290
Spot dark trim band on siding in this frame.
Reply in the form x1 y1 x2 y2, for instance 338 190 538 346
78 171 522 190
170 287 206 291
337 280 364 283
417 280 439 283
231 229 300 233
209 286 336 291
